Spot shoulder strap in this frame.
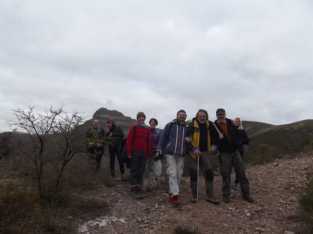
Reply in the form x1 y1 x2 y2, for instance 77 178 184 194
213 122 224 139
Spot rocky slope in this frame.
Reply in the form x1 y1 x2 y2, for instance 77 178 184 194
77 153 313 234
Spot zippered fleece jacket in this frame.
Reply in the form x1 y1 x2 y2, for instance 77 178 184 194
159 119 188 156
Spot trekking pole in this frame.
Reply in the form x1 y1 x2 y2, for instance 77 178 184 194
196 155 200 201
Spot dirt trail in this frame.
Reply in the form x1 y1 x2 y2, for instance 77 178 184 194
78 154 313 234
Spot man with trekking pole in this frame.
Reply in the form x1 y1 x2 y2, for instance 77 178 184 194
186 109 220 204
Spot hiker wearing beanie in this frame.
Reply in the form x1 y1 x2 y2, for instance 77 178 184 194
233 117 250 188
186 109 220 204
126 112 152 196
106 119 125 180
215 108 254 203
146 118 163 190
159 110 188 206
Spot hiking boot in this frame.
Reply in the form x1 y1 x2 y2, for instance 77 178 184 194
169 195 175 204
130 185 137 192
206 196 220 205
243 196 255 203
169 195 180 206
121 174 127 182
191 197 197 203
223 196 230 203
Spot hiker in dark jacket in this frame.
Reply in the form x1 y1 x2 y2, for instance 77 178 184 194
126 112 151 195
234 117 250 157
186 109 220 204
215 108 254 203
233 117 250 188
86 119 106 170
106 119 125 180
159 110 188 206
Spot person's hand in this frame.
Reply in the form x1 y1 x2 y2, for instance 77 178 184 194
185 137 191 143
193 147 200 155
211 145 218 153
191 148 200 160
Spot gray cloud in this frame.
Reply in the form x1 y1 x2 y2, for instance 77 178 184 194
1 0 313 131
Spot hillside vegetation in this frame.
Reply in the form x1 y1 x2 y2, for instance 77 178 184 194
244 120 313 164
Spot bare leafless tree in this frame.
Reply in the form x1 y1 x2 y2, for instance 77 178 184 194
13 106 82 198
53 112 82 191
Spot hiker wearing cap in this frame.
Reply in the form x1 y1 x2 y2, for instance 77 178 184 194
106 119 125 180
146 118 163 190
159 110 188 206
126 112 152 195
86 119 106 170
233 117 250 189
186 109 220 204
215 109 254 203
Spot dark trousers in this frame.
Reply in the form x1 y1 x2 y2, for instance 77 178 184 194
235 150 245 184
109 145 125 176
220 152 250 199
87 145 104 170
130 152 146 188
189 152 216 198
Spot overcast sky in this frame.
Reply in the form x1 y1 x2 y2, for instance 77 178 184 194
1 0 313 130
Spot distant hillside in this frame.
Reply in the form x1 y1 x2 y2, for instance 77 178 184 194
243 121 274 137
92 107 135 133
245 119 313 164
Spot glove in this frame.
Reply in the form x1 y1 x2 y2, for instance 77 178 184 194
191 148 201 160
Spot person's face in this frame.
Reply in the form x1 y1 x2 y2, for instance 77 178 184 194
177 112 187 123
234 118 241 127
149 120 157 129
137 116 145 125
217 112 226 121
197 111 207 124
106 121 113 130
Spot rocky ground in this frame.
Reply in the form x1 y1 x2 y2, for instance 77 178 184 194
77 153 313 234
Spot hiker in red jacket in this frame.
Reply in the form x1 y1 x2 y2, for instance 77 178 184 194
126 112 152 195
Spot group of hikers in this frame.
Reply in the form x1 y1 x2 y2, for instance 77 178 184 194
86 108 254 206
